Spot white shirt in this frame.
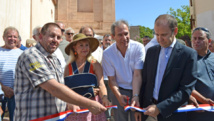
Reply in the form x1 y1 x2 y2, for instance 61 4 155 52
92 46 103 63
145 35 159 53
54 48 66 71
102 40 145 89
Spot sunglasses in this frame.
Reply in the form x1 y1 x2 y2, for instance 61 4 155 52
61 29 65 33
66 33 74 36
193 27 210 33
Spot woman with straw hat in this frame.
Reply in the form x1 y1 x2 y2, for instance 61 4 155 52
64 33 111 121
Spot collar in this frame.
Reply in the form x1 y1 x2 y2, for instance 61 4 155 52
114 39 132 57
162 38 177 49
199 50 211 60
35 42 57 58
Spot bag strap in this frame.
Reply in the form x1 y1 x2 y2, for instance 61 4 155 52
71 61 91 74
71 61 79 74
83 61 90 73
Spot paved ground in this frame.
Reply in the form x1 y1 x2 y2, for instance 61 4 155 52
2 110 9 121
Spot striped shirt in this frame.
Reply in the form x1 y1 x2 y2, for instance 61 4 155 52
14 43 66 121
0 47 23 88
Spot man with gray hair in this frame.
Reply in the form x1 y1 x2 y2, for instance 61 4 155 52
32 26 42 42
64 27 75 42
16 35 27 50
0 26 23 121
102 20 145 121
187 27 214 121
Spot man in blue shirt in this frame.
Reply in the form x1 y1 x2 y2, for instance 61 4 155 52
188 27 214 121
16 35 27 50
0 27 23 121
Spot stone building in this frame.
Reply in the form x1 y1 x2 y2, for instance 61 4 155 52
55 0 115 35
0 0 115 46
190 0 214 39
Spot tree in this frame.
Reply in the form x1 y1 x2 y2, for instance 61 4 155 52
168 5 191 38
134 26 154 44
139 26 154 39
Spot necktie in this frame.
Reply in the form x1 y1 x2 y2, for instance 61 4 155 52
154 47 171 99
158 47 170 82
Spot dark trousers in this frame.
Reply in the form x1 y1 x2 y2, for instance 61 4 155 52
1 96 15 121
110 87 135 121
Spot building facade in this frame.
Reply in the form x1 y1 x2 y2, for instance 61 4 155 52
0 0 115 46
55 0 115 35
190 0 214 39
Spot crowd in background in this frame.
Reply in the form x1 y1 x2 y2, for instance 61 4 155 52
0 14 214 121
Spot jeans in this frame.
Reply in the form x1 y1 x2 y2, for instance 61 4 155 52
1 96 15 121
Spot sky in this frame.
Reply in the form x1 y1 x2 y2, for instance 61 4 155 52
115 0 189 29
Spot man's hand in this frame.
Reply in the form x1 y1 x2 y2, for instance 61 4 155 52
135 112 141 121
102 96 112 106
131 96 140 107
130 96 140 111
117 95 128 107
88 100 107 115
144 105 160 117
189 95 199 107
204 98 214 104
67 103 80 112
2 85 14 98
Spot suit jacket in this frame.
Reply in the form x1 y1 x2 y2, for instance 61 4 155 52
139 41 197 121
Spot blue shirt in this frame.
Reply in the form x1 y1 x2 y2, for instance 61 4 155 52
0 47 23 88
195 51 214 100
19 44 28 50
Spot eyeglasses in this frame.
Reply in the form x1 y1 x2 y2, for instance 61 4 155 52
193 27 210 33
66 33 74 36
61 29 65 33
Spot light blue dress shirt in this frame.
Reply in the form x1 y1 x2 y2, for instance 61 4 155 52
153 39 177 100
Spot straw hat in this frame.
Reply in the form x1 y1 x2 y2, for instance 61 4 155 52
65 33 99 55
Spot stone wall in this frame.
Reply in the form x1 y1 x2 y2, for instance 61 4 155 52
55 0 115 35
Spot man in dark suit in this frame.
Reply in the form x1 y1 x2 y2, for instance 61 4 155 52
136 14 198 121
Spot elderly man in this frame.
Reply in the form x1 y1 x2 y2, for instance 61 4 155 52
14 23 106 120
187 27 214 121
64 27 75 42
137 14 197 121
0 27 23 121
102 20 145 121
101 34 112 50
79 26 103 63
208 39 214 52
56 22 70 62
16 35 27 50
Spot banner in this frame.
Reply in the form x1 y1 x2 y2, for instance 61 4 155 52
124 104 214 113
31 105 118 121
31 104 214 121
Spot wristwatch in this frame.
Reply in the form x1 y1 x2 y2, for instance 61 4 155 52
133 94 139 97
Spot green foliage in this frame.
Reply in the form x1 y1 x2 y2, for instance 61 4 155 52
168 5 191 38
139 26 154 39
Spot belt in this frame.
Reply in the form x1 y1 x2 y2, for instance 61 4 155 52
152 97 158 104
119 87 132 91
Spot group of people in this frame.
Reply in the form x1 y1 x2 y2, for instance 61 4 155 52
0 13 213 121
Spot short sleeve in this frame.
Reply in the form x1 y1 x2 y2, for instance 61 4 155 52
22 54 56 87
134 43 145 69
